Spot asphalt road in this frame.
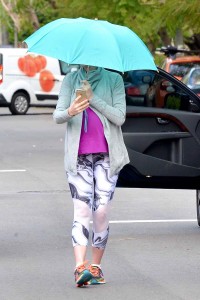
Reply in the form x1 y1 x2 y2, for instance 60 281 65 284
0 107 200 300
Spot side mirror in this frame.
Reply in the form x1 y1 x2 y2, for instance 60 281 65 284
189 100 200 112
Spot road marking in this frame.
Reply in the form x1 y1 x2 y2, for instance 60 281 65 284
0 169 26 173
109 219 196 224
90 219 196 224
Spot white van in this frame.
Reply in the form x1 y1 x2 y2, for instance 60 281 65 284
0 48 78 114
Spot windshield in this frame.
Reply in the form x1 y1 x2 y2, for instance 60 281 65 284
169 62 200 78
183 68 200 87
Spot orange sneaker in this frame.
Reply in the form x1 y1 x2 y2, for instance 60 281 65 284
74 262 92 287
88 265 106 285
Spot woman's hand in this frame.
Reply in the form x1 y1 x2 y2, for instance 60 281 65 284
68 95 89 116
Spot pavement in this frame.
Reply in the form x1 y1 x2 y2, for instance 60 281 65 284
0 107 200 300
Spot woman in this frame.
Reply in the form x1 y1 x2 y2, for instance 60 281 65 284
53 65 129 287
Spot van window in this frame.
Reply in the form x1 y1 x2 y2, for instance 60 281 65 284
59 60 79 75
0 54 3 84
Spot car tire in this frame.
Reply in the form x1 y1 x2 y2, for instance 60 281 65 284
196 190 200 227
9 92 30 115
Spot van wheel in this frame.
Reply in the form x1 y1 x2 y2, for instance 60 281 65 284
9 92 29 115
196 190 200 227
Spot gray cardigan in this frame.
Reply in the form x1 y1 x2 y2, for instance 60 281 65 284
53 67 129 177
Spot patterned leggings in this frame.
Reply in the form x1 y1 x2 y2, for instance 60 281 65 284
67 153 118 249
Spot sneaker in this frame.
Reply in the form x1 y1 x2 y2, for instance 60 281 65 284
74 262 92 287
88 265 106 285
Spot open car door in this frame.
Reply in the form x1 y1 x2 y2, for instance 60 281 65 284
117 68 200 189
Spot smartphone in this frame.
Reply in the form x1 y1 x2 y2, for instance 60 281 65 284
75 89 87 102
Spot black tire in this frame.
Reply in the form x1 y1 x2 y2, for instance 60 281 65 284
196 190 200 226
9 92 30 115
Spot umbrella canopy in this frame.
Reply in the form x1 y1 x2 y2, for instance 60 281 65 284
24 17 157 72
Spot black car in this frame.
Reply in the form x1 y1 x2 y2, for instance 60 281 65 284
117 67 200 226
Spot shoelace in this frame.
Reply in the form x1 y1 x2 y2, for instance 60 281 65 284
76 260 88 273
89 265 100 277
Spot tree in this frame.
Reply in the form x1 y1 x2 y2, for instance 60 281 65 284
0 0 59 46
0 0 199 51
148 0 200 48
0 0 21 46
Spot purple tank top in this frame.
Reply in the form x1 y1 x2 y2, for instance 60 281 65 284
78 108 108 155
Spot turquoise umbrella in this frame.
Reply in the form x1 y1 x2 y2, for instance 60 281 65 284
24 17 157 72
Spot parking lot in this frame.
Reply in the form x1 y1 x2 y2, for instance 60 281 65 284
0 107 200 300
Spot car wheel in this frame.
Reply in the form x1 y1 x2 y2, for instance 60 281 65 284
9 92 30 115
196 190 200 226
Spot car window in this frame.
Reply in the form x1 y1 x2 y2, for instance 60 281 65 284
169 63 200 78
123 70 153 106
189 69 200 87
124 70 200 112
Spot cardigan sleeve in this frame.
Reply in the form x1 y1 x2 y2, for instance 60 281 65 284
53 74 74 124
89 73 126 126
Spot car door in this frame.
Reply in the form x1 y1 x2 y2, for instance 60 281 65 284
118 68 200 189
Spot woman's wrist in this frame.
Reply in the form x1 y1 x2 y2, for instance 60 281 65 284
68 108 74 117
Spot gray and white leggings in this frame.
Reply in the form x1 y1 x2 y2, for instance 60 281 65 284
67 153 118 249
